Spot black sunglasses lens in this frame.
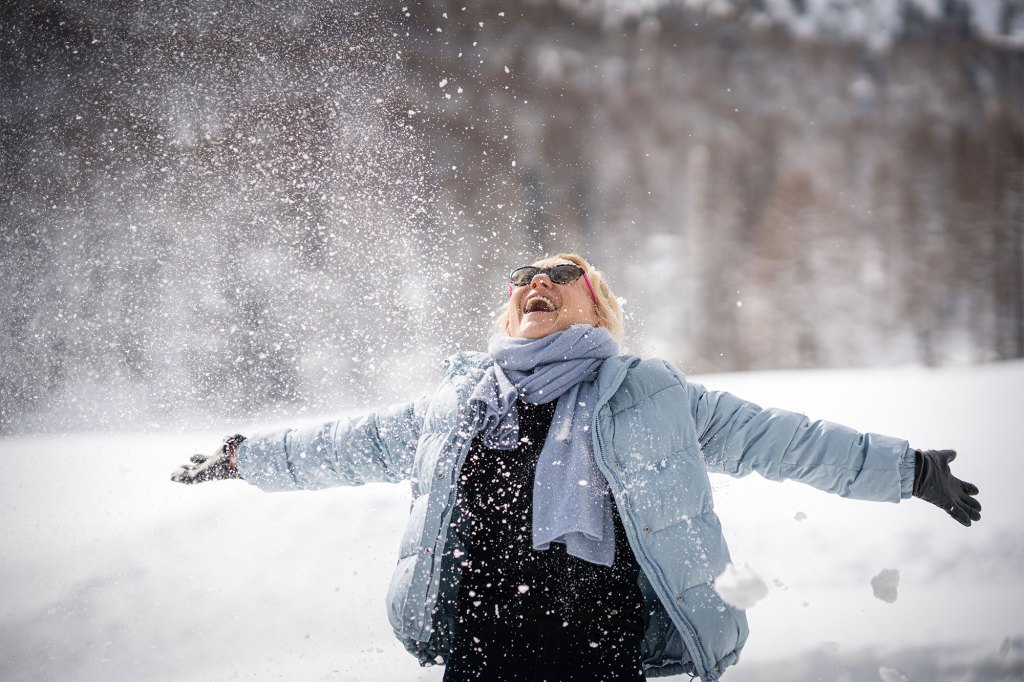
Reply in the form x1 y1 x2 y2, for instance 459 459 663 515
510 267 540 286
548 265 582 284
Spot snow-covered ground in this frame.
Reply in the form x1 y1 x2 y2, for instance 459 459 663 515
1 362 1021 682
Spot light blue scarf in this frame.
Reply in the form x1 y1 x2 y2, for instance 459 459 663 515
467 324 620 567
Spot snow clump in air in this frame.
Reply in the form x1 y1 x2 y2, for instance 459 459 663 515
878 666 910 682
871 568 900 603
714 563 769 609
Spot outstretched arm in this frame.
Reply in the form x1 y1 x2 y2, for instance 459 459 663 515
693 386 915 502
170 397 427 491
685 381 980 525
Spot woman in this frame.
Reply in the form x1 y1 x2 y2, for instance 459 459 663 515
172 253 981 681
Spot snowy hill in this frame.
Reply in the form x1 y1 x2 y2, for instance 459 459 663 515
1 361 1021 681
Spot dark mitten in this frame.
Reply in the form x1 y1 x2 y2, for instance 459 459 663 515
171 434 246 484
913 449 981 527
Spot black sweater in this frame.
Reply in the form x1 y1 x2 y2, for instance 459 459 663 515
447 399 645 635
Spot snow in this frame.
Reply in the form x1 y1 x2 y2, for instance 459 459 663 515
871 569 900 604
714 563 770 610
1 361 1022 681
878 666 910 682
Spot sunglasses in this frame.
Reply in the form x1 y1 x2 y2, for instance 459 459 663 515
508 264 600 307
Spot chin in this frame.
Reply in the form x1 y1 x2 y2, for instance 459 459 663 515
513 322 560 339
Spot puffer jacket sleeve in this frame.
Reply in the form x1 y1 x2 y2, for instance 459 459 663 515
235 397 427 492
676 370 916 503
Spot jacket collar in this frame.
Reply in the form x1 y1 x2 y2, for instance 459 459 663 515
596 354 642 402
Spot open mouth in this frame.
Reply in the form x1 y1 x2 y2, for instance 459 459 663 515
524 295 557 313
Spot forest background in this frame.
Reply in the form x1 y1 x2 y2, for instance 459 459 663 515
2 0 1022 434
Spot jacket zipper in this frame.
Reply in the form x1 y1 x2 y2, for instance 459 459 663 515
412 421 476 642
591 361 716 681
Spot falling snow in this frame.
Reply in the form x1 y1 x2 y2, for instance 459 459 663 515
871 568 901 604
1 1 1021 681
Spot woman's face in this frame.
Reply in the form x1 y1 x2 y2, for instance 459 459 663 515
505 258 600 339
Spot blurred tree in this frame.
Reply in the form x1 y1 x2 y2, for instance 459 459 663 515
1 0 1020 433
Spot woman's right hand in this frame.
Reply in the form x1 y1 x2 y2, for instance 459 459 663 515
171 434 246 484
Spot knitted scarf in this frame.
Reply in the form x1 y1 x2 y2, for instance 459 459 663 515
467 324 619 566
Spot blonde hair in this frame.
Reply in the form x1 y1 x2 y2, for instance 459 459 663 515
495 252 624 343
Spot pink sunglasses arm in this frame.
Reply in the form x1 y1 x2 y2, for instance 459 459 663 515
582 273 600 308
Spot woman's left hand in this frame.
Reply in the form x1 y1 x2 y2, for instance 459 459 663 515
913 449 982 527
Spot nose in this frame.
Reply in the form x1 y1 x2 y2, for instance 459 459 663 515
529 273 553 288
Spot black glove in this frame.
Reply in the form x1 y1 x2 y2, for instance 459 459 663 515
171 434 246 484
913 449 981 527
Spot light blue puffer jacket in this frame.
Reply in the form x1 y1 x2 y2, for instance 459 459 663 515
237 352 916 680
